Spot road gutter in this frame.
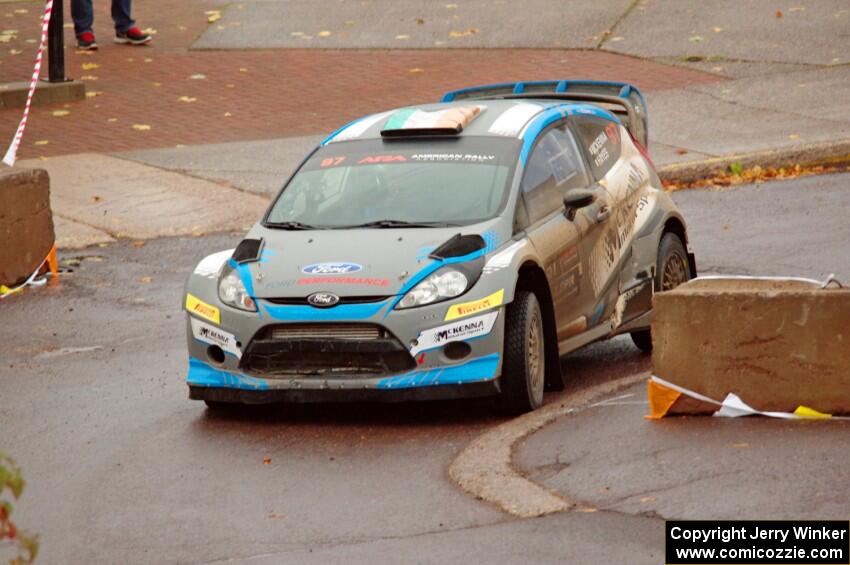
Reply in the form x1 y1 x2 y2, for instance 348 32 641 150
449 372 649 518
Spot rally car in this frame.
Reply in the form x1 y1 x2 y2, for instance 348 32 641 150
184 80 696 414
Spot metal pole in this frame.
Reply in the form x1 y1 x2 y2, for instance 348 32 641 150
47 0 66 82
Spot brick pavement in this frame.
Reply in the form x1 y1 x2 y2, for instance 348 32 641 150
0 0 725 159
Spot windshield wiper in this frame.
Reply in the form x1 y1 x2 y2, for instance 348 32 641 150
346 219 458 229
265 221 316 230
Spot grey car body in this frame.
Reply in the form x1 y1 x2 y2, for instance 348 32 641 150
183 80 695 410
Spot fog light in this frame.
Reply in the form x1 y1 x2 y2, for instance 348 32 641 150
443 341 471 360
207 345 225 364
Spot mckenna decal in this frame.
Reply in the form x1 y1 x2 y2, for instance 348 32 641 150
190 317 240 358
185 293 220 324
444 289 504 321
301 262 363 275
411 311 499 355
298 276 388 287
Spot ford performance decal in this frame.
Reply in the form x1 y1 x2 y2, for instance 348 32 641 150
301 262 363 275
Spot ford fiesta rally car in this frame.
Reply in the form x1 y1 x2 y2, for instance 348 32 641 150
184 80 696 414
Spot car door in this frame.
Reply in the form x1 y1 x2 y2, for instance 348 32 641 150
570 115 628 325
518 121 600 340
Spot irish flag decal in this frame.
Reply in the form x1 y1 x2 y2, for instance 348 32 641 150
382 105 485 135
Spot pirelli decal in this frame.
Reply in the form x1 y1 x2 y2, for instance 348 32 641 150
444 289 504 321
185 293 220 324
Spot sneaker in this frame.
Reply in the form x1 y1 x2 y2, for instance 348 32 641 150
114 27 152 45
77 31 98 50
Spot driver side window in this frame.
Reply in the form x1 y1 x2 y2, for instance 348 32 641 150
520 123 591 225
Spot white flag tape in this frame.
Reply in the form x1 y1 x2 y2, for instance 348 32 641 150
2 0 54 167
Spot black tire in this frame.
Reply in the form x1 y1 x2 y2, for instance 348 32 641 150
498 291 546 415
630 232 691 353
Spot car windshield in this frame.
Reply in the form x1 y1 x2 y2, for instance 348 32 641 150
265 137 520 229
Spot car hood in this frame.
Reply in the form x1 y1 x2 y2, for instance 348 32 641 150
246 223 501 298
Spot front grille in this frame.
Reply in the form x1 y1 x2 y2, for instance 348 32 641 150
269 323 385 341
240 324 415 377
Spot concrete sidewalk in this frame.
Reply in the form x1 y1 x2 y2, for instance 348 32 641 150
3 0 848 248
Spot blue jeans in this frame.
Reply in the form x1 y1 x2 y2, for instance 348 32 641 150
71 0 135 36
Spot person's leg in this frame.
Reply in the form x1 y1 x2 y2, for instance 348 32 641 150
111 0 135 34
71 0 94 37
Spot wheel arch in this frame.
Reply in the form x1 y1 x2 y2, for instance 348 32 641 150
515 261 564 391
662 214 697 277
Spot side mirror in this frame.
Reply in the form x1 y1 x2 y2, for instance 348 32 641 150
563 188 596 220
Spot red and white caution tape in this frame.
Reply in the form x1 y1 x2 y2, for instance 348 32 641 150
2 0 54 167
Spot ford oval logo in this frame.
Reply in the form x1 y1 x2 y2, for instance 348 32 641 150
307 292 340 308
302 262 363 275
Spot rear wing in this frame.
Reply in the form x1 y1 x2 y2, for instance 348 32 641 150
441 80 649 148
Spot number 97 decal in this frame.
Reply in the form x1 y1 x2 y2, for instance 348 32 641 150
320 156 347 167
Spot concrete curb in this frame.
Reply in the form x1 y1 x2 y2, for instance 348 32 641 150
658 139 850 184
448 372 649 518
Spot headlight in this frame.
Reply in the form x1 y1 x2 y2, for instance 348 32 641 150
218 263 257 312
397 268 468 309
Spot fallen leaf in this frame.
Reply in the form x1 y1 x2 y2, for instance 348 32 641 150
216 25 225 30
712 26 723 32
81 75 98 80
446 3 458 8
317 30 331 37
688 35 703 42
408 67 424 73
610 36 624 42
92 195 102 202
81 62 100 70
151 82 161 87
33 140 48 146
206 11 222 23
267 512 284 519
189 73 206 80
177 96 197 103
775 9 783 18
63 22 73 28
75 49 95 55
223 112 232 117
729 162 743 175
14 9 28 14
639 496 656 503
85 91 103 98
178 25 187 31
126 57 134 62
722 224 730 230
239 67 248 72
733 442 749 448
415 18 425 24
138 276 153 284
131 240 146 248
143 58 153 63
674 148 688 155
226 84 235 88
9 48 21 55
576 507 598 513
790 6 805 12
131 124 151 131
52 110 70 117
142 27 157 35
344 20 355 25
290 31 304 36
788 133 800 140
395 34 410 40
262 456 272 465
107 117 118 122
448 28 479 37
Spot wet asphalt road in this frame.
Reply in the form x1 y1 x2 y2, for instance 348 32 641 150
1 172 848 563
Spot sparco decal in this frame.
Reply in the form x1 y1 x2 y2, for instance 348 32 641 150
411 311 499 355
301 262 363 275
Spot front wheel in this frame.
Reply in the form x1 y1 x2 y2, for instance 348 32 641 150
631 233 692 353
498 291 546 415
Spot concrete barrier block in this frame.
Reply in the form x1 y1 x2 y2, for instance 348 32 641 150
0 167 55 285
652 277 850 415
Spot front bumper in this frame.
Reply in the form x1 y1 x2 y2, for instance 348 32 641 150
185 290 507 403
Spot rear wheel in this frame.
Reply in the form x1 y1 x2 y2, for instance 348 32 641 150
631 233 691 353
498 291 546 415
